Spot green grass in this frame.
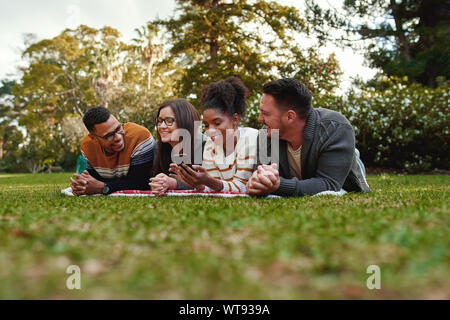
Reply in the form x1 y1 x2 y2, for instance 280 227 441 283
0 173 448 299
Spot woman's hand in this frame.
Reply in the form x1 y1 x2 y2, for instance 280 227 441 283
149 173 178 197
169 163 212 191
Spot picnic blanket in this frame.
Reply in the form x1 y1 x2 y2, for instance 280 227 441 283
61 187 275 198
61 187 346 198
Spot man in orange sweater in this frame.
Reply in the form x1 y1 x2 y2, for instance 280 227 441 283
70 106 155 196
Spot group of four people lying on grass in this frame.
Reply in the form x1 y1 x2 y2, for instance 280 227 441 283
70 77 371 197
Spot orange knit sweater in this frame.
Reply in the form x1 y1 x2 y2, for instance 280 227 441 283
80 122 154 181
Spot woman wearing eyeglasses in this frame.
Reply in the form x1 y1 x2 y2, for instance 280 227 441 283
169 77 258 194
149 99 204 196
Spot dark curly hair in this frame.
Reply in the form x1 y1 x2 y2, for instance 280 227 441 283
82 106 111 132
201 76 250 118
262 78 312 118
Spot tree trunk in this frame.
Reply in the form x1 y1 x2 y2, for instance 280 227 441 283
390 0 412 62
415 0 450 88
210 39 219 70
0 133 7 160
147 37 154 90
209 0 220 70
27 159 40 173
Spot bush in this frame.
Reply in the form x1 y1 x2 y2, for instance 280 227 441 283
315 78 449 172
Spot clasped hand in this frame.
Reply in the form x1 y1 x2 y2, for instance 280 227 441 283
246 163 280 195
149 173 178 197
70 170 104 196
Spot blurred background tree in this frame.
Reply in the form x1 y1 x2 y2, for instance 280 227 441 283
154 0 342 127
8 25 181 171
305 0 450 88
0 80 24 172
0 0 447 173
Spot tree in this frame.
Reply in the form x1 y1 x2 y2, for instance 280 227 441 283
11 25 181 170
0 80 21 163
128 23 184 129
0 80 24 172
305 0 450 88
154 0 342 115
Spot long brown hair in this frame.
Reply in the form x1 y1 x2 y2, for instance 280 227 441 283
153 99 201 175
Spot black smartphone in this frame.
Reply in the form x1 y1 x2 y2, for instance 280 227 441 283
180 162 196 172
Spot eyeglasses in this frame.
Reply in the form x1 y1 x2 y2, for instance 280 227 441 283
93 124 124 142
157 117 176 127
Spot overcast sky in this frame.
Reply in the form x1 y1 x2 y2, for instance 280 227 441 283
0 0 377 91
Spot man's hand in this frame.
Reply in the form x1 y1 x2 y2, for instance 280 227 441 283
149 173 178 197
169 163 207 190
246 163 280 196
70 174 87 196
70 170 104 196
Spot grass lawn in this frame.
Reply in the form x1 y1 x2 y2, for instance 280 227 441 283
0 173 448 299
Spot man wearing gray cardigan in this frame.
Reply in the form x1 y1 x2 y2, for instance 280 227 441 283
246 78 370 197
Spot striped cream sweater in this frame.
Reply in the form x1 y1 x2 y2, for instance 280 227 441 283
202 127 258 193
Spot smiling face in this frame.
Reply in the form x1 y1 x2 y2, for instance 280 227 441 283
258 93 288 138
90 115 125 154
157 106 179 146
203 108 238 149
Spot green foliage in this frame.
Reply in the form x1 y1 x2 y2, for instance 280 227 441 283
306 0 450 87
0 80 23 172
11 26 128 170
3 2 445 173
0 173 449 298
6 3 342 171
9 25 181 171
155 0 342 110
315 77 449 171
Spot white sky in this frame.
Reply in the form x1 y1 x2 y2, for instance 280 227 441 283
0 0 377 92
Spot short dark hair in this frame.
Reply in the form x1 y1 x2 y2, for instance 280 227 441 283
82 106 111 132
262 78 312 118
201 76 250 118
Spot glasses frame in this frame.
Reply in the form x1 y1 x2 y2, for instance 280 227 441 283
92 124 124 142
156 117 176 127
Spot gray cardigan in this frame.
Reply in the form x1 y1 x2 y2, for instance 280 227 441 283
256 107 371 197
